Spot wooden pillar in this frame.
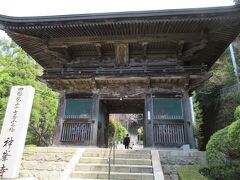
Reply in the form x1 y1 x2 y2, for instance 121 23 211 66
97 101 108 147
182 91 195 148
144 94 154 147
53 91 65 145
91 94 99 145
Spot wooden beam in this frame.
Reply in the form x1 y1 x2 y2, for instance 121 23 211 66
8 30 44 43
142 42 148 60
177 40 185 57
8 30 69 63
95 77 148 81
147 76 151 88
184 75 190 90
95 43 102 61
62 48 72 60
182 40 208 60
43 49 69 63
115 43 129 66
47 33 205 48
90 77 97 89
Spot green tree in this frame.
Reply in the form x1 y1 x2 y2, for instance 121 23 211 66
192 91 204 149
206 116 240 179
0 38 58 146
108 118 127 145
194 47 237 149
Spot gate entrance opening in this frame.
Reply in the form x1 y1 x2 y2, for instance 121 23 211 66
98 99 144 147
109 114 144 149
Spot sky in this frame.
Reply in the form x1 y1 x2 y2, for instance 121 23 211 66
0 0 234 17
0 0 235 38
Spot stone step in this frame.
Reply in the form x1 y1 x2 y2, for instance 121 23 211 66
69 179 110 180
71 171 154 180
84 149 151 154
21 160 66 171
20 169 62 180
75 163 153 173
22 147 76 162
22 152 73 161
82 152 151 159
24 147 77 153
79 157 152 165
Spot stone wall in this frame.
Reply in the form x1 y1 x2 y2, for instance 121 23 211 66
159 149 206 180
20 147 76 180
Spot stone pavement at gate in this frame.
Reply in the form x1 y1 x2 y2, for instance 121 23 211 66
116 143 144 150
19 146 206 180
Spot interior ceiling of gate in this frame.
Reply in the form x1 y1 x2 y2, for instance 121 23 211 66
101 99 144 114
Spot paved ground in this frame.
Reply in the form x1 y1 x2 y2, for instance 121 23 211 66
116 143 144 150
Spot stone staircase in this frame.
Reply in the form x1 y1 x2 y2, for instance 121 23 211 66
69 148 154 180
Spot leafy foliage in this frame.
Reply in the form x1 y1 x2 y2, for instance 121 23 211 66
195 48 236 108
194 42 238 149
0 38 58 146
192 91 204 149
222 92 240 124
199 50 236 95
108 118 127 145
177 165 210 180
206 107 240 179
234 105 240 120
227 115 240 157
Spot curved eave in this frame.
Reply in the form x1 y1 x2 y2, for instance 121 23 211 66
0 5 240 70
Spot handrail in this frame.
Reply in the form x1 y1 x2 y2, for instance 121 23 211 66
108 128 118 180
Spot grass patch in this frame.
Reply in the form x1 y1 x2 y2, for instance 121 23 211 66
23 152 34 157
177 165 211 180
25 144 37 147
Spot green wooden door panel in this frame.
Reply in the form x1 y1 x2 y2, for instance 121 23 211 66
64 99 92 119
153 98 183 120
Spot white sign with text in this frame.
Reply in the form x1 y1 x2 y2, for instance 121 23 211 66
0 86 35 178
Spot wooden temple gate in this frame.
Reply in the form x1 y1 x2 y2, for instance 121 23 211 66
1 5 240 148
55 92 194 147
